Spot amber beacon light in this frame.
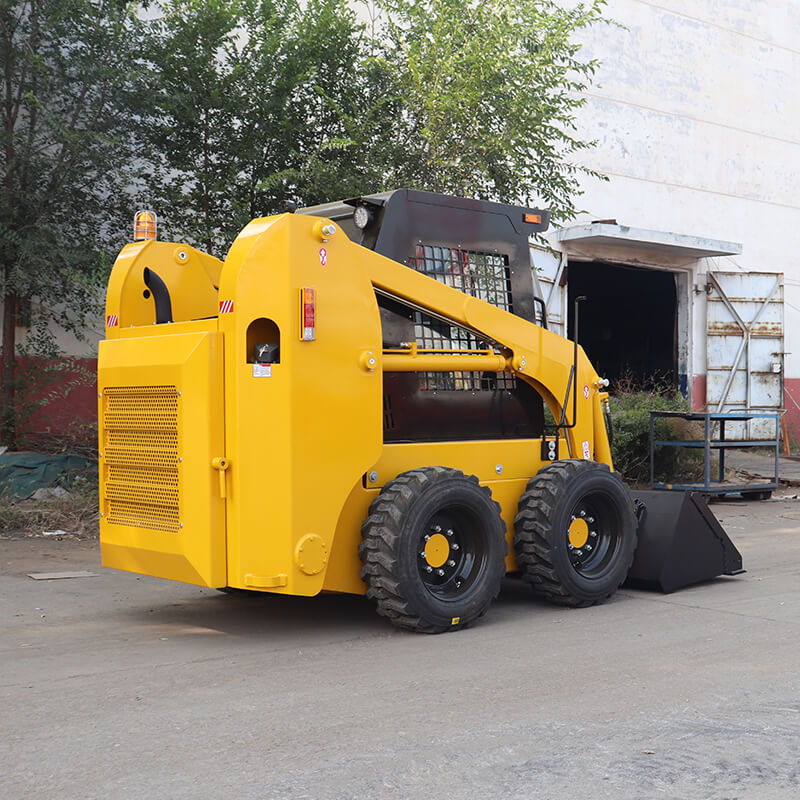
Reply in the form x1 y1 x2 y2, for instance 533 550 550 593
133 210 158 241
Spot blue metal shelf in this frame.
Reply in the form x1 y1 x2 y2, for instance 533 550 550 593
649 410 780 496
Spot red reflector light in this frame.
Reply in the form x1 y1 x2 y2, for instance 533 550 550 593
134 210 157 240
300 287 315 341
523 213 542 225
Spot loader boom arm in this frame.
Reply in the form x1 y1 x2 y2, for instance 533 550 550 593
363 246 612 465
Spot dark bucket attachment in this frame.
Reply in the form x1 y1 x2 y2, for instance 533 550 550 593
626 490 744 593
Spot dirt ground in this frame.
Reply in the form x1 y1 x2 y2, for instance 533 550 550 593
1 490 799 800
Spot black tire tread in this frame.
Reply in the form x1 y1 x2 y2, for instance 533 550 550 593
359 467 506 633
513 459 635 608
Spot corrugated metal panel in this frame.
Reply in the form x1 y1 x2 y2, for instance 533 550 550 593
530 244 565 336
706 272 783 439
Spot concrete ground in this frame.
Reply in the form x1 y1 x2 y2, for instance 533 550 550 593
726 449 800 486
2 492 799 800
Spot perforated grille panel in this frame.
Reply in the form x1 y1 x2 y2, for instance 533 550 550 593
103 386 180 532
407 244 515 391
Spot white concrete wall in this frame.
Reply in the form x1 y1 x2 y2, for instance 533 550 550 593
0 299 105 359
569 0 800 396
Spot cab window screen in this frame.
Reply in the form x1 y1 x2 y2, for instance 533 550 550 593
407 245 515 391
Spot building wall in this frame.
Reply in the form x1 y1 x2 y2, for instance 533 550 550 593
567 0 800 432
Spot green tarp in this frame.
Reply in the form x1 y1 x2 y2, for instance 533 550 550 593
0 452 93 501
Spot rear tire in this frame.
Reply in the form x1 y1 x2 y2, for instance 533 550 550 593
359 467 507 633
514 460 636 607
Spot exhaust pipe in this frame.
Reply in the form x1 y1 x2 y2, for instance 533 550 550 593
143 267 173 324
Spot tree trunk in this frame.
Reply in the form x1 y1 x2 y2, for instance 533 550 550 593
2 8 18 450
203 107 211 253
1 287 18 449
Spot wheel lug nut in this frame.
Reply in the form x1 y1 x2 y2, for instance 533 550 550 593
446 529 454 537
580 510 586 517
576 550 583 556
451 543 459 551
587 517 594 524
585 544 593 551
568 543 574 550
448 559 456 567
433 525 442 533
590 531 597 538
437 569 445 576
426 565 433 573
424 534 430 541
420 552 427 559
570 515 576 522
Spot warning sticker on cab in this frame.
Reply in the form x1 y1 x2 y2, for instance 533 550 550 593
253 364 272 378
582 440 591 459
583 384 590 400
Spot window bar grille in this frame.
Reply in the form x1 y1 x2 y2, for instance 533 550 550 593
407 245 516 391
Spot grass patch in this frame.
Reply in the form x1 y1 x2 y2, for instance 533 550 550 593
0 471 99 538
609 375 705 486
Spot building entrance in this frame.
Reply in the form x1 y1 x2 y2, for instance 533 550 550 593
567 261 677 390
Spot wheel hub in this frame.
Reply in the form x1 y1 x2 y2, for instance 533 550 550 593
417 514 479 597
567 517 589 549
566 508 599 569
424 533 450 568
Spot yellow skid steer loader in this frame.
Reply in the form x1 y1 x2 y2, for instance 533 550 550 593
98 190 742 632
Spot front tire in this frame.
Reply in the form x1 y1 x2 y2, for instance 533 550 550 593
514 460 636 607
359 467 507 633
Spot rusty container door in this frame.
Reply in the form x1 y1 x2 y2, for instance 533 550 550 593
529 244 566 336
706 271 784 439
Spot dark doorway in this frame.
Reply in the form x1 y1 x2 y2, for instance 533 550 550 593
567 261 677 387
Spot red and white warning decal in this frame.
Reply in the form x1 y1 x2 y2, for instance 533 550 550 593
582 440 591 459
583 384 590 400
219 299 234 314
106 314 119 328
318 247 328 267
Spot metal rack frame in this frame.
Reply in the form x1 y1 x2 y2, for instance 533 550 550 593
649 410 780 496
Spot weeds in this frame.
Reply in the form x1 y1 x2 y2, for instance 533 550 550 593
22 421 98 459
0 470 99 538
609 373 705 485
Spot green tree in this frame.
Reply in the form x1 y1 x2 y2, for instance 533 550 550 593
233 0 384 213
366 0 609 220
1 0 149 448
146 0 374 255
143 0 243 252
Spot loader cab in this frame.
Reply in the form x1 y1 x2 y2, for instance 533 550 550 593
300 189 551 443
